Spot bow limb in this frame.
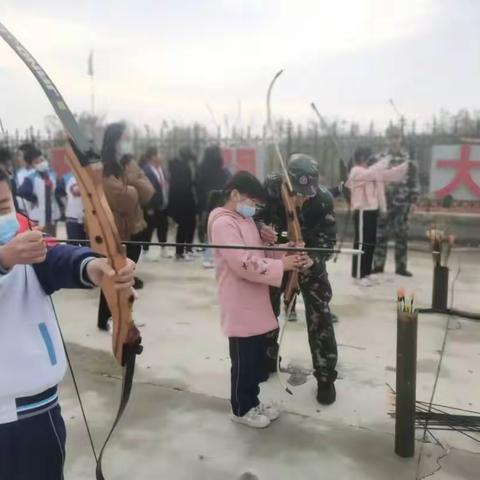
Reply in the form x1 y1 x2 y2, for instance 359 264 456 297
267 70 303 395
64 145 141 364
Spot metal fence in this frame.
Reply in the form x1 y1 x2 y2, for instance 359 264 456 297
0 124 464 194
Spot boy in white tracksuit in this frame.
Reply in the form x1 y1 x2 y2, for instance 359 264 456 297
0 167 135 479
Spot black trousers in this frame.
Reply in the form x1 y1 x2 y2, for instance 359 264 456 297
352 209 378 279
142 209 169 251
97 231 143 329
65 220 86 241
174 214 196 256
0 406 66 480
229 334 269 417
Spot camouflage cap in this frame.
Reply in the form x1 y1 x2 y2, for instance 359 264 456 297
287 153 319 196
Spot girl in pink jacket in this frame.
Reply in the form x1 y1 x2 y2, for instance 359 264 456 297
208 171 308 429
346 147 408 286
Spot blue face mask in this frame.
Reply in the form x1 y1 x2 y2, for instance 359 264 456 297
0 212 19 245
235 202 256 218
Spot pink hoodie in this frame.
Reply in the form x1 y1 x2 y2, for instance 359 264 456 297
346 158 408 212
208 207 284 338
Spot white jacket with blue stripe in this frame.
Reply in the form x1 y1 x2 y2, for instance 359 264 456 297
0 245 95 424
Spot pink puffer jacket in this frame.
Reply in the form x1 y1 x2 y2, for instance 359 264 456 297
208 207 284 338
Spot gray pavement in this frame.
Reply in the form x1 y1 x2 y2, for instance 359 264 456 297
53 246 480 479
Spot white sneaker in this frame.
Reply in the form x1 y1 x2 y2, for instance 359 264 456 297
184 252 196 261
257 402 280 421
202 260 214 269
355 277 373 287
231 407 271 429
144 250 159 262
161 247 173 259
367 275 380 285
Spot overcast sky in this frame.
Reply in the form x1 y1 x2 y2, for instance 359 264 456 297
0 0 479 135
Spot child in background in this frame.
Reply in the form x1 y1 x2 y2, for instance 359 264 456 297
57 172 86 240
208 171 310 429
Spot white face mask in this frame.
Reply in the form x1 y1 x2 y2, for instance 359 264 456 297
119 140 134 157
35 160 49 173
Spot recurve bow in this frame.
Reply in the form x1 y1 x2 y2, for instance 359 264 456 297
0 22 142 480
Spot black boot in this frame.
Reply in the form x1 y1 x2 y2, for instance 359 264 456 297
395 269 412 277
317 381 336 405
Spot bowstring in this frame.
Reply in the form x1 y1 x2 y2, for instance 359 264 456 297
20 196 98 463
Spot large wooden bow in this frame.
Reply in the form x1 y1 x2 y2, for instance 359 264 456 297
0 23 142 479
266 70 302 394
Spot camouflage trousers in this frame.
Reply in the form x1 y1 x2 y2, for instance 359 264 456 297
373 207 410 272
268 259 338 384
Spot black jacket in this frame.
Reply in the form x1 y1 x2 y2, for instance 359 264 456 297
167 157 196 219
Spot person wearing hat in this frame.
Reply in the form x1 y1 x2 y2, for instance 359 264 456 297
371 126 418 277
256 153 338 405
16 145 61 236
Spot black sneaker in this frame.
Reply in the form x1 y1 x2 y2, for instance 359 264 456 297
371 266 384 274
317 382 336 405
396 269 413 277
134 277 144 289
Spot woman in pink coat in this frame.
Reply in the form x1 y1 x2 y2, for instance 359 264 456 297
346 147 408 286
208 171 309 429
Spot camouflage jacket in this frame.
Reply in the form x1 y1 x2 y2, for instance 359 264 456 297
377 149 419 210
255 174 337 260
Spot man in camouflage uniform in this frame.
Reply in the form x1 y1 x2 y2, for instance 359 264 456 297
256 154 338 405
372 126 418 276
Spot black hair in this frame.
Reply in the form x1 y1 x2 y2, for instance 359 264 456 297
120 153 134 168
18 142 35 153
179 146 196 162
101 122 126 177
224 171 265 202
23 145 42 165
140 146 158 166
353 147 372 166
201 145 223 172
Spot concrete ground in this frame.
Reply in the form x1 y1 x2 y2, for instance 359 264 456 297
52 244 480 480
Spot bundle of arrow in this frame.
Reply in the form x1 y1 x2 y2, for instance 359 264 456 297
388 394 480 443
396 288 415 313
426 228 455 267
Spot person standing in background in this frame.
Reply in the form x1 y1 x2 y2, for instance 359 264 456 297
97 122 153 331
17 145 61 236
168 146 197 261
346 147 408 286
372 126 419 277
141 146 170 260
14 143 35 215
196 145 231 268
57 172 86 241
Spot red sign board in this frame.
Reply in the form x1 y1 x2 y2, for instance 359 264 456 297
221 147 257 175
49 147 70 178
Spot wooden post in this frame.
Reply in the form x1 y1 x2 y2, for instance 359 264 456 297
395 310 418 458
432 265 449 311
